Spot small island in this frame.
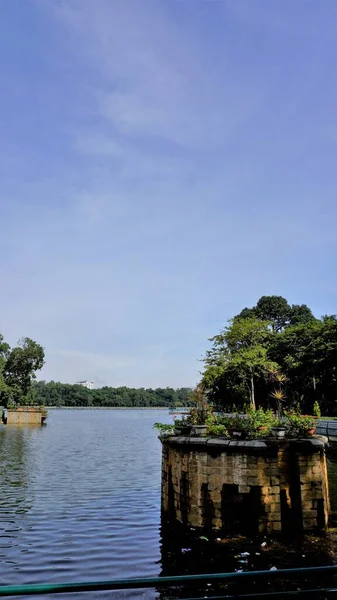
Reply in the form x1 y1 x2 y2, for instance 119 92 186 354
156 296 335 536
0 334 46 425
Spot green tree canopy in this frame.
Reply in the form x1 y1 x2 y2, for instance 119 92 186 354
236 296 315 331
255 295 291 331
203 318 278 409
202 297 337 415
0 335 45 406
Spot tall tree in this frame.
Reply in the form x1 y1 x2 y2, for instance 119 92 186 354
3 337 45 404
203 318 278 409
255 296 291 331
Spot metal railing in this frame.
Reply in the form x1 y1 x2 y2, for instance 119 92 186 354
316 420 337 443
0 565 337 598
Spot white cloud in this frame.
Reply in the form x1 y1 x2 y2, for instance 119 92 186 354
42 0 259 150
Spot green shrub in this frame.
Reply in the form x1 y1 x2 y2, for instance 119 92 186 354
153 423 175 434
313 401 321 418
285 413 316 437
208 424 227 437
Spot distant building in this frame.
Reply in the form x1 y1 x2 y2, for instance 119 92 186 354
76 380 95 390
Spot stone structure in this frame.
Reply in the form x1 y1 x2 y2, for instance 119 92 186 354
161 437 329 535
5 407 47 426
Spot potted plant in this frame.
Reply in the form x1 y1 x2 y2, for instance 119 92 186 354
173 418 192 436
153 423 176 436
246 408 274 435
286 413 316 437
270 419 287 439
183 385 214 437
208 424 227 437
268 379 287 438
220 414 249 439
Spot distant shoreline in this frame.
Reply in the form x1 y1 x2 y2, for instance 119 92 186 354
47 406 170 410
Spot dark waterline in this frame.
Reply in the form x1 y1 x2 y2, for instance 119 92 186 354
1 410 337 600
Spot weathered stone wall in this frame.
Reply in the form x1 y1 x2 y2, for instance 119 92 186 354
161 437 329 535
6 408 46 425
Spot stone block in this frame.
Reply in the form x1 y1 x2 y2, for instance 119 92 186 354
302 510 317 519
262 494 278 505
265 503 281 514
212 516 223 528
269 511 282 521
247 476 259 486
303 518 318 530
269 486 280 494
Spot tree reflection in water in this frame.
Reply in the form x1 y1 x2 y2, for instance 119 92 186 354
0 426 36 539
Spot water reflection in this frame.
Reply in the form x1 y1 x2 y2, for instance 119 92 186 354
0 425 36 515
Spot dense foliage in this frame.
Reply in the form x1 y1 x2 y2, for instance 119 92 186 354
32 381 193 408
202 296 337 415
0 334 45 406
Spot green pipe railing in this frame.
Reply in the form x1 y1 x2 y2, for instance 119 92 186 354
0 565 337 597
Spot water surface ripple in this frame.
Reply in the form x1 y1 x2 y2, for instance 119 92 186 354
0 409 170 599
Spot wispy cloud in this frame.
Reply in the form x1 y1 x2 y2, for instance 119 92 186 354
44 0 259 151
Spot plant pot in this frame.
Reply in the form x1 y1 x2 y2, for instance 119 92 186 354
306 428 315 436
190 424 208 437
174 425 192 436
270 427 286 439
228 428 248 440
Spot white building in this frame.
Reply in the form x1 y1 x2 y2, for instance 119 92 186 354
76 380 95 390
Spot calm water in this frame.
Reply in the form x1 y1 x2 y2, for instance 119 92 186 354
0 409 172 599
1 409 337 600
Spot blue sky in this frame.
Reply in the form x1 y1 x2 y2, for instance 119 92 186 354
1 0 337 388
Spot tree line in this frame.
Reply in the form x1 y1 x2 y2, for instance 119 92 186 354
32 381 193 408
202 295 337 415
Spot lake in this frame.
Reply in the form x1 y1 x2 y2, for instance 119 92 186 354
1 409 337 600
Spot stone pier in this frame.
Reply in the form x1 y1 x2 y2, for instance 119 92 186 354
161 437 329 535
5 407 47 426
